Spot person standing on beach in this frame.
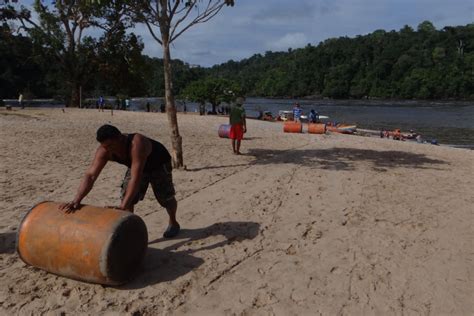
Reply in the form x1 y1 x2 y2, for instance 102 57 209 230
98 96 105 112
229 100 246 155
309 109 319 123
125 98 130 110
18 93 24 109
293 103 302 122
59 124 180 238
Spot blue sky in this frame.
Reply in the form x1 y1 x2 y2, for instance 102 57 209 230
10 0 474 67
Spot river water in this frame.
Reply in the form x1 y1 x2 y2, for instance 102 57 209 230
4 97 473 148
242 98 474 148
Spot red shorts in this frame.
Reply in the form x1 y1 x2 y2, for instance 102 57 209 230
229 124 244 140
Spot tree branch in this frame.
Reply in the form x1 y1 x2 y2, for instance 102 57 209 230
144 19 163 45
168 0 181 22
171 1 225 43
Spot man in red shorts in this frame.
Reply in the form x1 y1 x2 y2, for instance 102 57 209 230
229 100 247 154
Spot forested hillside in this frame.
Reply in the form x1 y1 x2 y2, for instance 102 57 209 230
1 21 472 101
208 22 474 99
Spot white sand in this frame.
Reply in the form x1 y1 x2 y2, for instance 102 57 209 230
0 108 473 315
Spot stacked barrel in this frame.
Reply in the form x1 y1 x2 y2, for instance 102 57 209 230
283 122 326 134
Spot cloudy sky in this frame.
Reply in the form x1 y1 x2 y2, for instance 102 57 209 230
138 0 473 66
13 0 474 67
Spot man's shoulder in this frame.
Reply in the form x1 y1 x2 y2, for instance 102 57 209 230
131 133 151 145
96 145 110 160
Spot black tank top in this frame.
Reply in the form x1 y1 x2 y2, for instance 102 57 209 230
111 134 171 171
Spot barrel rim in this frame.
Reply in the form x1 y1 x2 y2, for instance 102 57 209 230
16 201 51 261
100 212 148 285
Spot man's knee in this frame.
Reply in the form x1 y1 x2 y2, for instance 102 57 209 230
158 196 176 209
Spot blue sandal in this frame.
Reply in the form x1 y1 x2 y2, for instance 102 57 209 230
163 224 180 238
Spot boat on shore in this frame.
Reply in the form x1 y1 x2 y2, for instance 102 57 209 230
326 123 357 134
277 110 294 121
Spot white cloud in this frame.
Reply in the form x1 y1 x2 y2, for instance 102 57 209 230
267 32 309 52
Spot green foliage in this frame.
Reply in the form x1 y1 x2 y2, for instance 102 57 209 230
1 17 473 101
141 57 205 97
0 25 46 98
1 0 135 105
206 22 473 100
182 77 242 112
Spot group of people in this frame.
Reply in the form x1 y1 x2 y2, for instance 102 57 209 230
98 96 130 111
293 102 320 123
379 128 433 144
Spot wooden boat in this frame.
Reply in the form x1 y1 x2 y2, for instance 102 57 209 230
277 110 294 121
326 123 357 134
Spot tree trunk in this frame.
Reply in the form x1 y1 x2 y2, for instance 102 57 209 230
163 42 184 168
69 83 80 108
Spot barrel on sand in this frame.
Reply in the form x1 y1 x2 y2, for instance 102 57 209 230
308 123 326 134
218 124 231 138
283 121 303 133
16 201 148 285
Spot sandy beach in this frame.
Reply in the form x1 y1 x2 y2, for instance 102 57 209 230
0 108 473 315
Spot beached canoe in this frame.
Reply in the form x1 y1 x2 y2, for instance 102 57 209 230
326 124 357 134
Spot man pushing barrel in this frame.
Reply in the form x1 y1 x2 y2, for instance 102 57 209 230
60 124 180 238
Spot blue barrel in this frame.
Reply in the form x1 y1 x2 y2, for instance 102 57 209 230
218 124 231 138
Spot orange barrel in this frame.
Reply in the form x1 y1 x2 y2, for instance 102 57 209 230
17 201 148 285
308 123 326 134
218 124 231 138
283 121 302 133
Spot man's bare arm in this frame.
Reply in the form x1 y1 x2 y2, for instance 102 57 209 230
119 135 151 211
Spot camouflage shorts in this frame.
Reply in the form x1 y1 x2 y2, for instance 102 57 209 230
121 161 176 207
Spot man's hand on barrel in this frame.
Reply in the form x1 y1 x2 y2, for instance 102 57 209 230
59 201 80 213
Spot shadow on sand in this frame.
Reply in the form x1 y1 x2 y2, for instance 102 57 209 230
187 147 448 172
247 147 448 171
0 232 17 254
121 221 260 289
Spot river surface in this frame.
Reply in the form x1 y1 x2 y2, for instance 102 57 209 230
242 98 474 148
4 97 473 148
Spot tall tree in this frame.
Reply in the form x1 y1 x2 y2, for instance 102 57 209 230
2 0 129 107
128 0 235 168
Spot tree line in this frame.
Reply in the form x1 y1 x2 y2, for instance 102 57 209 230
2 18 472 103
208 21 474 100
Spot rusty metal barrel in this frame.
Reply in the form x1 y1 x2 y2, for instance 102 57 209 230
218 124 231 138
283 121 302 133
16 201 148 285
308 123 326 134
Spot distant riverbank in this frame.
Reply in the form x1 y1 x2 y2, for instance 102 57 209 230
3 97 473 148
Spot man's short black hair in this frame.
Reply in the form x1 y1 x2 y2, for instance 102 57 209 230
96 124 121 142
